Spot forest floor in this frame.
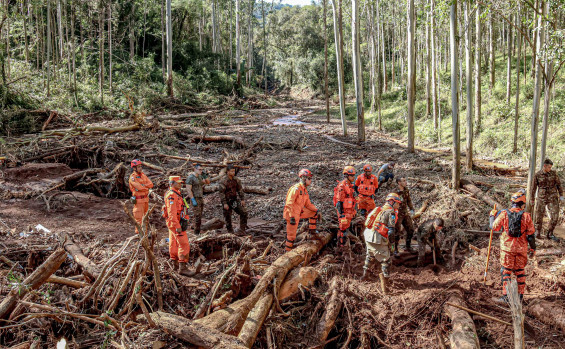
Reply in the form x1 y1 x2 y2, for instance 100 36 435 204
1 95 565 349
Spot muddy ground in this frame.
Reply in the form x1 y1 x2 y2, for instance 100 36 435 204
1 96 565 348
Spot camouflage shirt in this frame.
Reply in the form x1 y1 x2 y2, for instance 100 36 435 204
186 173 205 198
218 176 245 205
396 187 414 216
531 169 563 201
416 219 436 243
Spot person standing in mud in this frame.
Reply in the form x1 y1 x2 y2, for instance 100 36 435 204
185 164 210 235
415 218 444 267
128 159 153 234
531 158 564 241
361 193 402 294
394 177 416 254
354 164 379 218
334 166 357 247
218 164 248 234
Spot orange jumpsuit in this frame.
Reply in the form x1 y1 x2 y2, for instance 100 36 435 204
165 188 191 263
355 174 379 214
129 171 154 234
283 182 318 251
335 179 357 242
492 208 535 295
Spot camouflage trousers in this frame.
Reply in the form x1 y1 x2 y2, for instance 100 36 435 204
534 197 560 234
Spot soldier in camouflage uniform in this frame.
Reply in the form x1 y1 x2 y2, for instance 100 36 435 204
218 164 248 234
185 164 211 235
394 177 416 254
531 159 564 241
416 218 444 267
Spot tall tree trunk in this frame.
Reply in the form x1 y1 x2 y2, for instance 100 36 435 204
450 0 460 189
57 0 63 60
425 4 431 118
512 5 521 154
70 0 77 105
474 4 481 134
99 3 105 105
247 0 254 87
165 0 173 97
489 11 494 93
531 0 538 76
212 0 217 53
375 0 382 131
526 0 546 212
236 0 241 88
352 0 365 143
406 0 415 152
161 0 165 82
506 15 513 104
108 1 112 94
129 5 135 61
47 0 51 97
369 4 376 114
331 0 347 136
465 0 473 170
381 22 387 92
24 5 30 63
324 0 330 122
262 0 267 95
229 0 233 70
539 27 554 169
431 0 438 131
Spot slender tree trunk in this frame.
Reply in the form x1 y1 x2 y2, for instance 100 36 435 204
129 6 135 61
246 0 254 87
406 0 416 152
236 0 241 88
431 0 438 131
475 4 481 134
531 0 538 76
108 1 112 94
57 0 63 60
331 0 347 136
47 0 51 97
141 2 147 57
489 11 494 93
450 0 460 189
166 0 173 97
539 33 554 169
506 15 513 104
425 5 431 118
381 22 387 92
99 4 105 104
352 0 365 143
70 0 77 105
24 5 30 63
512 5 521 154
369 5 376 114
212 0 217 53
465 0 473 170
229 0 233 70
161 0 165 82
526 0 546 212
324 0 330 122
262 0 267 95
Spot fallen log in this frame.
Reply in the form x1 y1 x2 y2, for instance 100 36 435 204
204 184 272 195
193 135 246 148
201 217 225 232
312 277 342 348
506 280 525 349
140 161 165 173
237 294 274 348
0 248 66 320
412 199 429 220
278 267 319 301
42 124 140 137
460 178 504 209
322 134 360 148
59 232 100 279
527 299 565 333
534 248 565 257
46 275 89 289
194 230 335 335
141 311 248 349
444 292 480 349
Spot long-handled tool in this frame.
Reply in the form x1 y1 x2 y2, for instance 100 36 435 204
432 238 437 265
483 228 495 283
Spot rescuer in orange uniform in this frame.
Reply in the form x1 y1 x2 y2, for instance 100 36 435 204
283 169 321 251
128 159 154 234
491 191 536 303
354 164 379 218
335 166 357 247
164 176 194 276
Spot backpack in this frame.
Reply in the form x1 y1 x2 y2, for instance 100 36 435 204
506 209 524 238
332 180 340 207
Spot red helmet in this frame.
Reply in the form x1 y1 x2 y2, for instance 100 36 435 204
386 193 402 204
298 168 313 178
511 191 526 204
343 166 356 175
363 164 372 172
131 159 142 168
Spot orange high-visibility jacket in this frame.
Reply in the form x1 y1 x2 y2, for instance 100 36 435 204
283 182 317 220
164 188 186 231
335 179 356 209
355 174 378 196
492 207 535 254
129 172 153 200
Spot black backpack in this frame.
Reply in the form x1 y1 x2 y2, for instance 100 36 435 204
506 209 524 238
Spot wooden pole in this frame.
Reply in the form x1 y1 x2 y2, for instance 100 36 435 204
483 228 494 283
506 280 525 349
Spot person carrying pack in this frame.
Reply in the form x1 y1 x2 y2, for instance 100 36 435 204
491 191 536 304
334 166 357 247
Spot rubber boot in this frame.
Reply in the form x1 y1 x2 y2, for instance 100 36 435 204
393 242 399 256
547 231 560 242
379 273 389 295
536 231 544 239
171 260 179 271
404 241 416 254
178 262 196 277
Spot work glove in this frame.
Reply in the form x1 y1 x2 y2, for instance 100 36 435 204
340 217 348 225
175 227 182 234
560 196 564 202
409 209 414 216
489 208 498 217
130 196 137 205
202 172 209 179
191 198 198 207
290 217 296 225
371 195 376 200
528 248 536 258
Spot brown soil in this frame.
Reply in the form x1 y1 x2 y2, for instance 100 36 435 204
1 96 564 348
